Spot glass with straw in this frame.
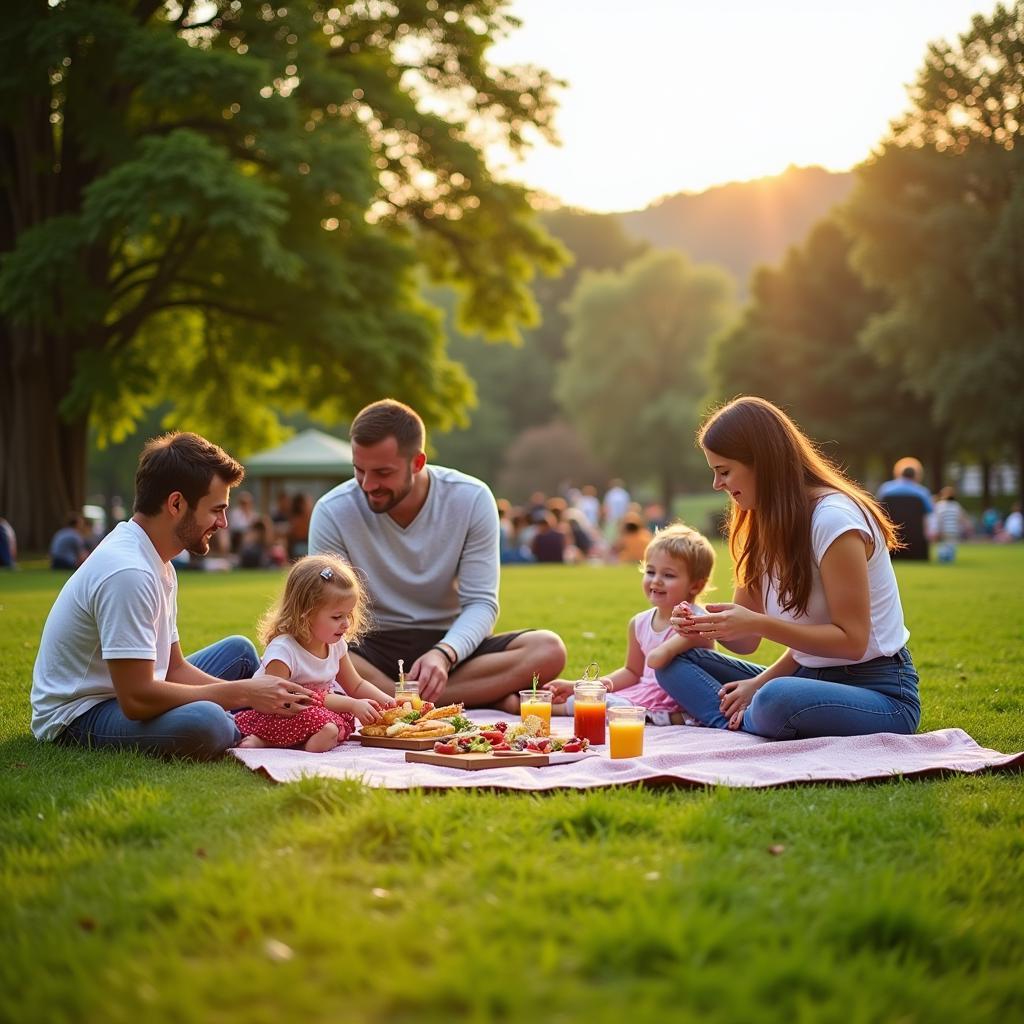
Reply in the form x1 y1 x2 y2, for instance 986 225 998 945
394 658 421 708
519 671 552 735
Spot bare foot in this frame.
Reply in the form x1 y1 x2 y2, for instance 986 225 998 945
304 722 340 752
238 735 268 748
496 694 520 715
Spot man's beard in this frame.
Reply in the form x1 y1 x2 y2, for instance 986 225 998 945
175 508 212 556
361 467 414 515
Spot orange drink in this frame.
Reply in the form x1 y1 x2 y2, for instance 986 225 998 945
573 679 607 746
519 689 552 736
608 706 646 758
395 682 422 710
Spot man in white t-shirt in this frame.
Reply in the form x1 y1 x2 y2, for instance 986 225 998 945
31 432 314 760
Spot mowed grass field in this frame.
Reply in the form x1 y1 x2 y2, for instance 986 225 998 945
1 545 1022 1024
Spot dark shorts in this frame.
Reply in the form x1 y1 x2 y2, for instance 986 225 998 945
348 628 533 680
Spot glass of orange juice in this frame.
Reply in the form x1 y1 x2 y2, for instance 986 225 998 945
608 706 646 758
519 689 553 736
394 680 422 709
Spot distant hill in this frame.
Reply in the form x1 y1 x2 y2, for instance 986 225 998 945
616 165 856 293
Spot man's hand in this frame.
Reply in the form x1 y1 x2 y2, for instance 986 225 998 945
241 675 315 717
407 649 450 702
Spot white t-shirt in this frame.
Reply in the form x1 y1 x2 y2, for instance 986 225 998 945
259 634 347 691
31 520 179 740
763 492 909 668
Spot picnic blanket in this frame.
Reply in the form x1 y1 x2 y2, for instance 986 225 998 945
229 711 1024 790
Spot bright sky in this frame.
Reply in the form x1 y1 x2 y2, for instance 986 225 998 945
486 0 995 212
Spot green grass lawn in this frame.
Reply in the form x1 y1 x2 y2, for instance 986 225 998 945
1 546 1023 1024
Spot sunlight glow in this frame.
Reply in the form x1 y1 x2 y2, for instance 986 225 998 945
487 0 997 211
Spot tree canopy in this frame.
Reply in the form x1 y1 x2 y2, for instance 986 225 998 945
709 219 937 482
0 0 567 546
843 1 1024 487
557 249 736 507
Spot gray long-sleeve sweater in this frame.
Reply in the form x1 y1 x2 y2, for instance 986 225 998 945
308 465 500 662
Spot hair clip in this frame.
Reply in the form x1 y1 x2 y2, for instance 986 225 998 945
319 567 334 581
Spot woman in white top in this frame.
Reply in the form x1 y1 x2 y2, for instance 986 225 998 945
656 396 920 739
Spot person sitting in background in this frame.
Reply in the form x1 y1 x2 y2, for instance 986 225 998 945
227 489 255 553
614 515 653 563
876 457 932 562
49 513 89 570
997 502 1023 542
0 516 15 568
238 517 274 569
498 499 532 564
932 486 972 563
531 511 567 563
565 506 603 562
287 492 313 560
980 506 1002 538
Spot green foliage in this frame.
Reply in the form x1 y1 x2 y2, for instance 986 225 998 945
1 549 1023 1022
709 219 936 476
0 0 568 544
431 208 645 484
558 250 737 504
843 1 1024 460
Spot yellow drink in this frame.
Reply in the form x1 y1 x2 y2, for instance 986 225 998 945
395 688 422 710
609 720 645 758
520 699 552 736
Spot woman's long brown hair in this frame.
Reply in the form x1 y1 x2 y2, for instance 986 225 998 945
699 397 900 616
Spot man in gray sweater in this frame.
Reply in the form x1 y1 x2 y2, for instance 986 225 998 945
308 400 566 707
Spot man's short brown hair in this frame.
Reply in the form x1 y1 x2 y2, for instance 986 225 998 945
350 399 425 457
134 432 244 516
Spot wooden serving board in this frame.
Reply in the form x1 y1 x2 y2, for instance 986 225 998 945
405 750 597 771
357 733 445 751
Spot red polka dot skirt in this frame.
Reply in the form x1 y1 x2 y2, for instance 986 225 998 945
235 689 355 748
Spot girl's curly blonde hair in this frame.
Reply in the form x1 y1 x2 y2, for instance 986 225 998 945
258 555 370 647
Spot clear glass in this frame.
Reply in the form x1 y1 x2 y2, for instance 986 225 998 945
394 680 421 709
608 705 646 758
573 680 607 746
519 688 553 736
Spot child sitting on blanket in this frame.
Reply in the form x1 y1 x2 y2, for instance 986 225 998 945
545 523 716 725
237 555 395 752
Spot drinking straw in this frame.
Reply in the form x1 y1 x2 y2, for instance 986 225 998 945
397 659 405 686
531 670 539 696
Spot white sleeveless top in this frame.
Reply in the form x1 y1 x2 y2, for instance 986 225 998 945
763 492 909 668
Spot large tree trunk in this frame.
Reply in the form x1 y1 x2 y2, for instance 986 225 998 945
0 323 89 552
980 457 992 508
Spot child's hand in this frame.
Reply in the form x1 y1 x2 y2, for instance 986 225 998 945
669 601 696 635
348 699 385 725
543 680 576 704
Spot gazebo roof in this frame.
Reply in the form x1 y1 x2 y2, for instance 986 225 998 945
243 429 353 478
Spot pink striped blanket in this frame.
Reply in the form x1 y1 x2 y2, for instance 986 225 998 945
229 711 1023 790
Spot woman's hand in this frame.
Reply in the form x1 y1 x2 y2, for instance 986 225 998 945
672 602 763 644
718 674 766 729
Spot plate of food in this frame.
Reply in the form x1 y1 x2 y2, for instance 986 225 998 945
357 702 473 750
405 728 595 770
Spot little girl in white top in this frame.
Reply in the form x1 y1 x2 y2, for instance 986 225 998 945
545 524 715 724
236 555 394 751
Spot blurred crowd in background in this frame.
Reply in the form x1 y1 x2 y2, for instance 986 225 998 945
2 469 1020 575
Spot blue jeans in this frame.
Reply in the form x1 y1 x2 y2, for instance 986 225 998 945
655 647 921 740
59 635 258 760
